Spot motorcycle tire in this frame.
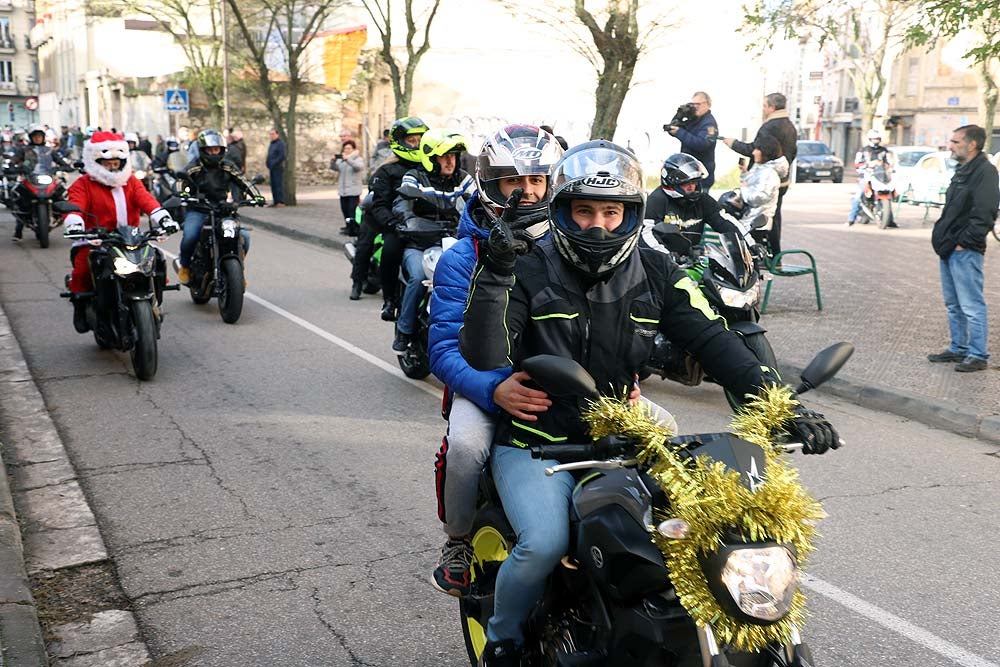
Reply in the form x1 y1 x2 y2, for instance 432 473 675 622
397 345 430 380
130 300 158 381
35 205 50 249
460 505 514 667
992 223 1000 243
724 332 778 412
878 201 892 229
362 276 382 295
217 257 244 324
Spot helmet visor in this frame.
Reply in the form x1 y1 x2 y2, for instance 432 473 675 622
552 147 643 199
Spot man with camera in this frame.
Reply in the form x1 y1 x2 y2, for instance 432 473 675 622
665 91 719 190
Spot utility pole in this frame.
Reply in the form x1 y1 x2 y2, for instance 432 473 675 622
221 0 230 129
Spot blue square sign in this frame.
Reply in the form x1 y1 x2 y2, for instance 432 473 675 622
165 89 189 113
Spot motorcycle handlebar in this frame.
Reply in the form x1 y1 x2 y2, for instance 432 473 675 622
530 435 635 463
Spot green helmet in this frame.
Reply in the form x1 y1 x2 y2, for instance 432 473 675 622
418 128 467 173
389 116 429 163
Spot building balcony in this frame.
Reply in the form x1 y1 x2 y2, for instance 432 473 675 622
0 0 12 11
0 38 15 54
0 81 17 95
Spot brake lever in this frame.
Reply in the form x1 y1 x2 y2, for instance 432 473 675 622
545 458 639 476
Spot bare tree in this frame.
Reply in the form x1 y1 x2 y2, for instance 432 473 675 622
908 0 999 147
225 0 343 205
500 0 673 141
742 0 922 132
94 0 225 127
361 0 443 119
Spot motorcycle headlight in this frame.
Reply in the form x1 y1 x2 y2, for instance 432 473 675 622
719 546 797 622
717 282 760 309
113 256 141 276
221 218 238 238
134 169 147 180
35 175 53 185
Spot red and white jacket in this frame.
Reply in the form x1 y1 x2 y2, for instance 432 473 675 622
65 174 167 231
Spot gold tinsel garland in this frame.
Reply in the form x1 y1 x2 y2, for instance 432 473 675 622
582 385 825 652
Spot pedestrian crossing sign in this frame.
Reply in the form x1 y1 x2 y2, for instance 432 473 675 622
164 89 189 113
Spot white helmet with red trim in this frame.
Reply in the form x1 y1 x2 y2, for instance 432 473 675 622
83 131 132 187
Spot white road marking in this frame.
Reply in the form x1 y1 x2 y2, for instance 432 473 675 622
161 248 995 666
802 574 999 667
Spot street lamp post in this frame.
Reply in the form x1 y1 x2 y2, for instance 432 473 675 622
221 0 230 129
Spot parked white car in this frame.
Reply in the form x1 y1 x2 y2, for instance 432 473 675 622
899 151 956 206
888 145 937 197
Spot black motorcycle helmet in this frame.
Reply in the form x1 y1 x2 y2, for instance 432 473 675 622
389 116 429 163
197 129 227 167
549 140 645 279
660 153 708 202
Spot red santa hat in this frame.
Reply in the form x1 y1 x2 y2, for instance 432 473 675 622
83 131 132 187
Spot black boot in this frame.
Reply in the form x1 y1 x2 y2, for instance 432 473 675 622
480 639 522 667
349 280 362 301
72 299 90 334
380 300 397 322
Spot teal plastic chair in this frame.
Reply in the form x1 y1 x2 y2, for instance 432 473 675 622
761 249 822 313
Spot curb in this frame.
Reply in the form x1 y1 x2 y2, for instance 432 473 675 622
246 212 1000 446
0 304 151 665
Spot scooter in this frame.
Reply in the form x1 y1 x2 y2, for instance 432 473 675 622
855 162 896 229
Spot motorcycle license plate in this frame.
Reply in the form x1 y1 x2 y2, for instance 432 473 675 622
815 171 830 176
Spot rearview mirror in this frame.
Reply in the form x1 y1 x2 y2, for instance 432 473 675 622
251 174 266 185
521 355 599 399
53 201 81 214
796 342 854 394
160 197 183 209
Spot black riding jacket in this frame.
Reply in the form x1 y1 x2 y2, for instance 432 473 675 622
460 240 779 448
931 152 1000 258
368 158 422 232
178 158 261 205
645 189 741 247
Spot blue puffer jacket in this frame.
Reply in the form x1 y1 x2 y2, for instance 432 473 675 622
428 193 512 413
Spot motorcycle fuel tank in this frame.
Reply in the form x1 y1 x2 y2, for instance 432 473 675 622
572 469 670 602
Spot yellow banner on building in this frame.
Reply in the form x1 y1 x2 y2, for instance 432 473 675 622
318 26 367 91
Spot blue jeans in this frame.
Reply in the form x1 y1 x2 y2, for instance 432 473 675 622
179 211 250 267
940 249 989 360
848 180 864 222
487 444 575 644
396 247 426 336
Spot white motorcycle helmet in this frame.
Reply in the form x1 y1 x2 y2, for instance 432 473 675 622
866 128 883 145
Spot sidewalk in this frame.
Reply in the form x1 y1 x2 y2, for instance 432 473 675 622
244 184 1000 444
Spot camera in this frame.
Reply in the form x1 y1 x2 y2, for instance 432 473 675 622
664 103 698 132
334 153 343 161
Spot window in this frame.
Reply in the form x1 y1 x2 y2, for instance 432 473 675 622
0 60 12 84
0 17 10 46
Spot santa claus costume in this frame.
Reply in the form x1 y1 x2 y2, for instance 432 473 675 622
66 131 171 295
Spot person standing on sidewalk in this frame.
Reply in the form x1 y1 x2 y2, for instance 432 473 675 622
723 92 797 255
666 91 719 190
332 139 365 236
226 129 247 203
928 125 999 373
266 128 286 207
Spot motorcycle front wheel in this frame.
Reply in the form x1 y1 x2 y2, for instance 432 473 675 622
725 332 778 411
460 505 513 666
218 258 245 324
35 204 50 248
877 200 893 229
130 300 158 381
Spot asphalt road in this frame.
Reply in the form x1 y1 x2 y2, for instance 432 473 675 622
0 211 997 667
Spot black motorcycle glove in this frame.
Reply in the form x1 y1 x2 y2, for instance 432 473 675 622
483 188 534 275
789 404 840 455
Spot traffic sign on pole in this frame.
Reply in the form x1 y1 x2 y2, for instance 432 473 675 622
164 89 189 113
24 97 38 111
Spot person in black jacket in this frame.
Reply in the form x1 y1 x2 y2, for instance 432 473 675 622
460 140 839 666
724 92 797 254
644 152 743 248
927 125 999 373
666 91 719 189
173 129 264 285
265 128 286 206
349 116 428 316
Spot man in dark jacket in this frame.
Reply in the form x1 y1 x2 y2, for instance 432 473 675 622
226 129 247 202
667 91 719 189
266 128 286 207
724 92 797 254
927 125 999 373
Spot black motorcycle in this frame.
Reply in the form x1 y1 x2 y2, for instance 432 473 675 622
12 163 72 248
0 149 18 208
56 200 181 381
393 217 458 379
460 346 852 667
173 197 261 324
643 218 775 410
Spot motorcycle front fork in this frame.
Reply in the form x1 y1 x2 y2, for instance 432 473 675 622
697 623 813 667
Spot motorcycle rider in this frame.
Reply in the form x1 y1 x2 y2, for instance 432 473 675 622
427 125 566 598
11 124 73 240
349 116 428 317
125 132 152 190
459 140 839 666
848 128 895 227
63 131 179 333
644 152 745 249
390 128 475 353
173 129 264 285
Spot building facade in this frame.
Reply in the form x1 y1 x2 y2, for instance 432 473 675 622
0 0 40 128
